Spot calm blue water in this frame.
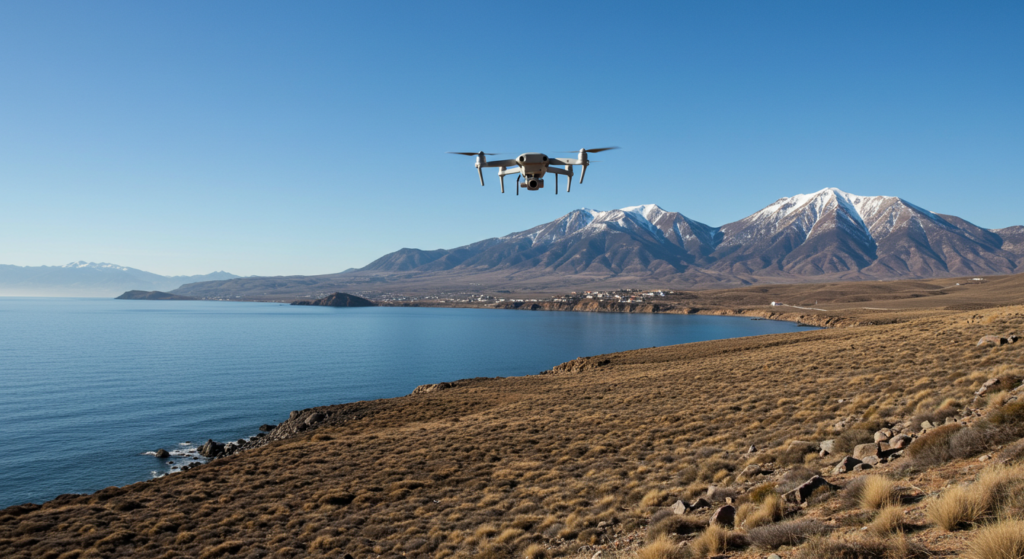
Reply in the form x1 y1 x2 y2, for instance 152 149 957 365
0 298 809 508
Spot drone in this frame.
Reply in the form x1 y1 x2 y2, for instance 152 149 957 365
449 147 618 195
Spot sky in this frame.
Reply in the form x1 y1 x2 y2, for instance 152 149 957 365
1 1 1021 277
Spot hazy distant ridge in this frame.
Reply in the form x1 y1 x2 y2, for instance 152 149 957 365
0 262 238 297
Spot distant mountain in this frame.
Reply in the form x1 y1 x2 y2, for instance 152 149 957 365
172 189 1023 299
0 262 238 297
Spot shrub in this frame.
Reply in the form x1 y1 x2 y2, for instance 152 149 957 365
867 506 904 536
742 493 783 529
967 519 1024 559
523 543 547 559
797 534 927 559
747 483 777 504
747 519 831 550
996 437 1024 464
635 535 687 559
857 475 902 510
907 423 962 467
989 401 1024 430
689 525 727 557
641 489 670 508
834 429 874 455
645 516 705 543
927 485 986 531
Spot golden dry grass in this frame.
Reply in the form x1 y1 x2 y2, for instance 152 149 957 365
0 289 1023 559
967 519 1024 559
858 475 902 511
927 484 986 531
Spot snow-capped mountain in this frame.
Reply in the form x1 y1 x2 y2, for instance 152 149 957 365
171 189 1023 299
0 262 238 297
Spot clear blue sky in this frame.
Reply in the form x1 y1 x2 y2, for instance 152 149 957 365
1 1 1021 277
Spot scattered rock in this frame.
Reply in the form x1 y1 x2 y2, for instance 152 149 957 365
197 439 224 458
768 554 782 559
412 382 455 395
976 378 1000 396
873 428 893 443
832 456 862 474
710 505 735 527
977 335 1007 347
888 434 913 450
289 410 301 421
783 476 838 504
670 500 689 515
154 449 170 459
862 455 881 466
920 420 935 431
689 497 711 510
305 412 325 426
853 443 881 460
739 464 762 478
819 439 835 454
747 444 757 454
259 424 276 432
852 463 873 472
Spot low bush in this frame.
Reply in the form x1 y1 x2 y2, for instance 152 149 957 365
747 483 777 504
635 535 687 559
927 484 986 531
645 516 705 543
747 519 831 550
857 475 902 510
866 506 904 536
689 524 748 558
989 401 1024 430
966 519 1024 559
834 429 874 455
797 534 927 559
907 423 962 467
741 493 783 529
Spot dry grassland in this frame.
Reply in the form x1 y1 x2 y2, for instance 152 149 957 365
2 275 1024 558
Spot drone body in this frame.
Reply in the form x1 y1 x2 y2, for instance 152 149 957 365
449 147 618 195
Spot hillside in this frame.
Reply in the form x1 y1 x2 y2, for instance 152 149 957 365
171 189 1023 300
4 278 1024 558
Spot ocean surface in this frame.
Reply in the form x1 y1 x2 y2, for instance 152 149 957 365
0 297 811 508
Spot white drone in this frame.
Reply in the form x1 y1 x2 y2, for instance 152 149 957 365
449 147 619 195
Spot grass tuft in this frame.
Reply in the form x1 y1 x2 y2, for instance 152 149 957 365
927 484 986 531
966 519 1024 559
858 475 902 510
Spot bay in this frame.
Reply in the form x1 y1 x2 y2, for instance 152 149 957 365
0 297 810 508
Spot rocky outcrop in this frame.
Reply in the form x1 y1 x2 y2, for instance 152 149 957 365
413 382 455 395
116 291 196 301
291 292 375 307
542 357 612 375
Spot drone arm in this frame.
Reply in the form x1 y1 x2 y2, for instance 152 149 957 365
480 159 518 168
498 167 522 177
546 167 571 176
548 157 581 166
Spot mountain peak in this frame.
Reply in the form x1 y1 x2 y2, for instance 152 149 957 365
63 261 131 271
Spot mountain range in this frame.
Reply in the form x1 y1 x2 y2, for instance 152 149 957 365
0 262 238 297
171 188 1024 300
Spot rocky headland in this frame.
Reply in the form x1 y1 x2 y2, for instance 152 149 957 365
115 290 197 300
291 292 375 307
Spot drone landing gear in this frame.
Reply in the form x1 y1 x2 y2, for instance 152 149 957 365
516 175 520 196
555 174 558 195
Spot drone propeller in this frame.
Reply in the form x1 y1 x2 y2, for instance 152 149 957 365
555 146 621 154
448 151 500 156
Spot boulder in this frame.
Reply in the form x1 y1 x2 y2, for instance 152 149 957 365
853 443 882 460
305 412 325 426
670 500 689 515
689 497 711 510
739 464 762 478
976 378 1000 396
888 434 913 450
154 449 170 459
862 455 881 466
873 428 893 443
819 439 836 454
977 335 1006 347
197 439 224 458
783 476 838 504
852 463 873 472
710 505 735 527
832 456 862 474
747 444 757 454
413 382 456 395
259 424 276 432
920 420 935 431
289 410 301 421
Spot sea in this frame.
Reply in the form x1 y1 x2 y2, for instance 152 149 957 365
0 297 811 509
